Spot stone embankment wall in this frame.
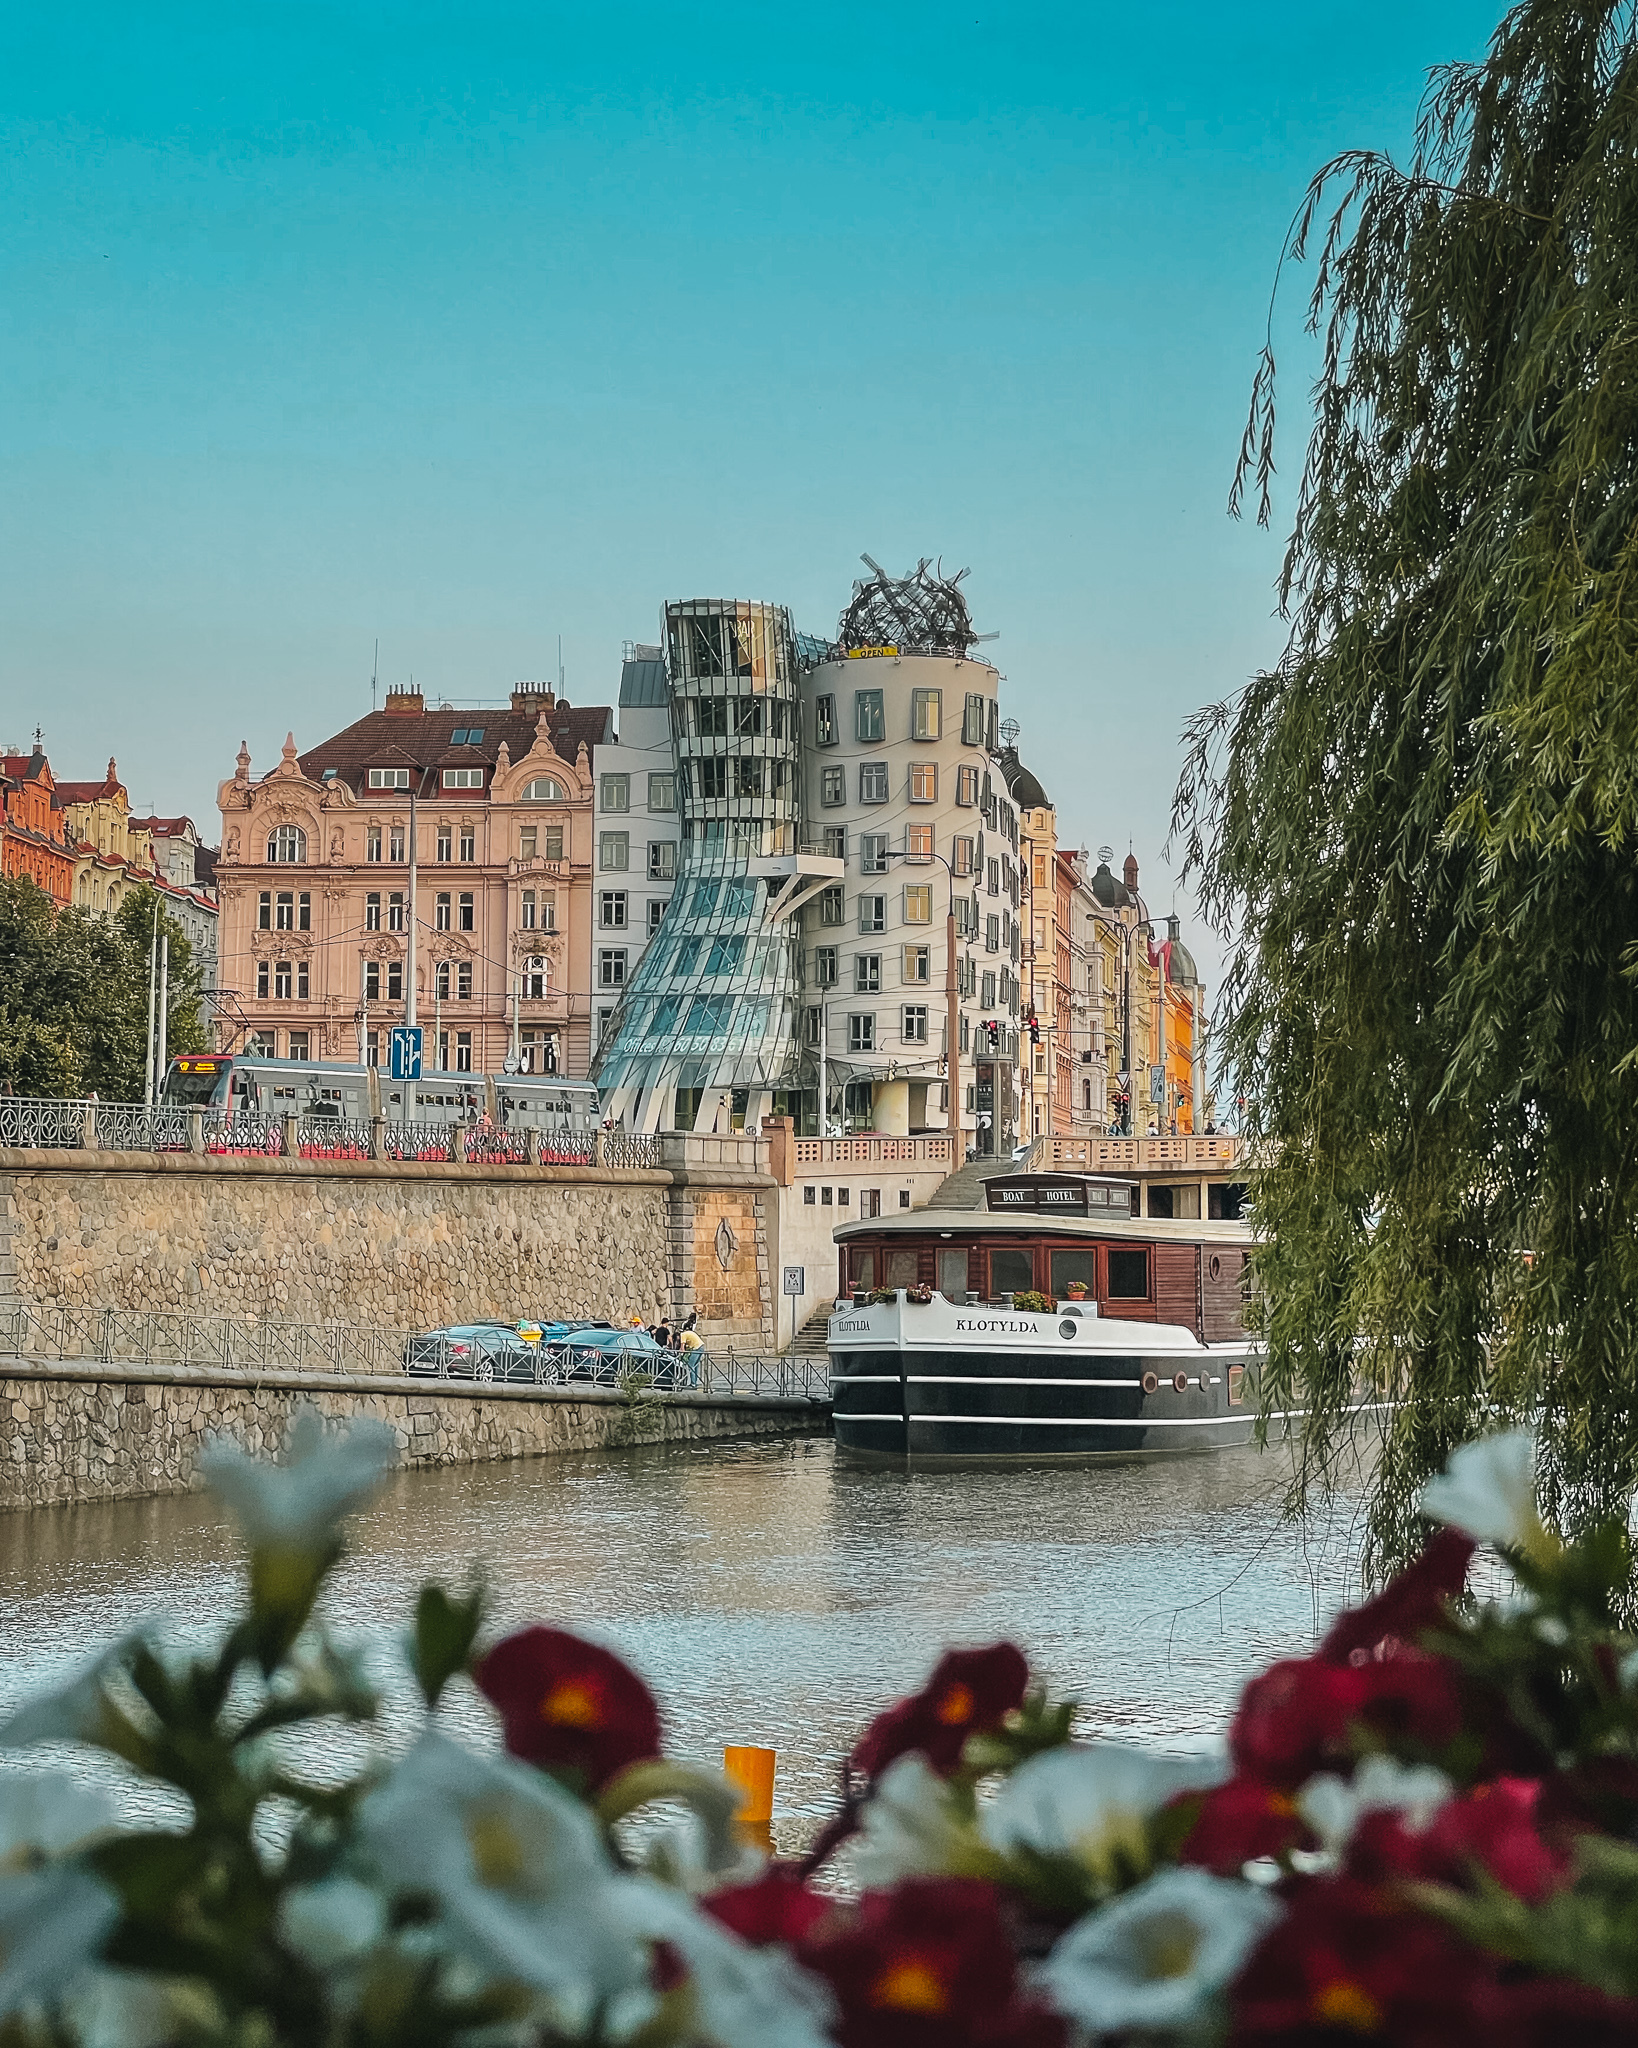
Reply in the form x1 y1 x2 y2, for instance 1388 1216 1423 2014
0 1361 824 1512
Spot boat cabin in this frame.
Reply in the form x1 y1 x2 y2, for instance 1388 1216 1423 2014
833 1172 1254 1346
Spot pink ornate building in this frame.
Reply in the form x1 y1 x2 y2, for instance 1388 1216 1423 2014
215 685 613 1075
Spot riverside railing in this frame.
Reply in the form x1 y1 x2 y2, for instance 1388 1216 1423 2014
0 1302 833 1403
0 1098 661 1171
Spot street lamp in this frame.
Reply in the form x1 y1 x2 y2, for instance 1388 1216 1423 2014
1091 912 1157 1137
884 848 966 1161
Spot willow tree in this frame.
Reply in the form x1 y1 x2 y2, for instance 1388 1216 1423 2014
1176 0 1638 1568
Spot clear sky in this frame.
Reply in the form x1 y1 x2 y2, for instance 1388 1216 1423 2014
2 0 1501 979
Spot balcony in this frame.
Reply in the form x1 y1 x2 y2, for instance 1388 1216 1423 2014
1032 1133 1245 1173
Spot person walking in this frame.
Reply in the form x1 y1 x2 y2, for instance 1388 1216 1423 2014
678 1319 703 1387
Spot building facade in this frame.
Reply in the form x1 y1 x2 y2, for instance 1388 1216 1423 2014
0 746 76 906
215 686 612 1073
588 647 680 1053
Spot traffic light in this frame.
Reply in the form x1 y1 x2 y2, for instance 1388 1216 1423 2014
1028 1012 1041 1047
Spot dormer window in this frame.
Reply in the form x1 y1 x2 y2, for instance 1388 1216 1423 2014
443 767 484 789
522 777 563 801
367 768 411 790
449 727 484 745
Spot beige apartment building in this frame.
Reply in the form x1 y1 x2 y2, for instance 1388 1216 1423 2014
215 685 613 1075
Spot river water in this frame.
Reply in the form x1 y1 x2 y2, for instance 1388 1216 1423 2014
0 1435 1372 1840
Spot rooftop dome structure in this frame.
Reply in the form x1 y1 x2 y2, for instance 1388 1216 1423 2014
998 742 1049 812
837 555 983 657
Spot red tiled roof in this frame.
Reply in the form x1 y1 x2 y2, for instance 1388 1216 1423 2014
54 782 124 805
130 815 195 837
297 702 613 791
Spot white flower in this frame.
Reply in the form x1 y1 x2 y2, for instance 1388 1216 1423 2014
199 1405 397 1552
617 1876 834 2048
0 1865 119 2020
854 1753 979 1886
277 1876 387 1970
0 1634 151 1751
356 1732 646 2030
0 1769 116 1868
1297 1755 1452 1856
1038 1866 1282 2034
1419 1431 1541 1550
63 1970 223 2048
982 1743 1228 1877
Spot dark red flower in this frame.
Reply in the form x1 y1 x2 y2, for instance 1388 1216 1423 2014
1509 1978 1638 2047
1229 1651 1464 1788
798 1878 1064 2048
1174 1776 1314 1872
1350 1778 1569 1905
850 1644 1030 1780
473 1625 661 1791
704 1868 832 1948
1232 1874 1510 2044
1351 1651 1465 1756
1536 1755 1638 1844
1321 1530 1475 1665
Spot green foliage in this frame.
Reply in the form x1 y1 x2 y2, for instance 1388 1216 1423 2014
1175 0 1638 1570
410 1580 486 1709
0 875 207 1099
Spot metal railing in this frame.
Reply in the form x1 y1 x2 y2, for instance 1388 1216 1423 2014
0 1098 89 1149
0 1302 834 1404
601 1132 662 1170
295 1117 373 1160
377 1121 456 1162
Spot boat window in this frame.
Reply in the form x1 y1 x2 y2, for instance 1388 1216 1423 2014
851 1249 875 1291
1050 1250 1097 1297
1147 1185 1175 1220
886 1250 919 1287
937 1248 968 1299
989 1247 1034 1297
1107 1248 1149 1299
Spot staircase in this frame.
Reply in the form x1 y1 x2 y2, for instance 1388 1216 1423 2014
926 1155 1020 1211
785 1305 834 1357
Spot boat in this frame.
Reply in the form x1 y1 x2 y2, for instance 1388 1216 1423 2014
827 1169 1259 1463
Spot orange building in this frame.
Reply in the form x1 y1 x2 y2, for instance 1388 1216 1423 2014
0 743 76 906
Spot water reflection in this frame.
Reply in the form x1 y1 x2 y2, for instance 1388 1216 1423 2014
0 1438 1369 1832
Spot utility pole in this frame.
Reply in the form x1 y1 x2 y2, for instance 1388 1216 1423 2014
157 934 169 1098
946 887 962 1163
144 904 159 1105
405 786 418 1120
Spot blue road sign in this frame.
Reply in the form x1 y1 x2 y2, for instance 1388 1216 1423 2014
389 1025 423 1081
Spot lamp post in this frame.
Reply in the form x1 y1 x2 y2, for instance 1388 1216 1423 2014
885 848 965 1161
1092 911 1156 1136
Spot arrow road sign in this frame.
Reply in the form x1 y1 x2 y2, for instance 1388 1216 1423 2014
389 1026 423 1081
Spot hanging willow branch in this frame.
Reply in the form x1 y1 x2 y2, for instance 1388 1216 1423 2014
1177 0 1638 1574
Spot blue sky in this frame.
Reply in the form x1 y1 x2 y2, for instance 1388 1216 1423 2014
2 0 1501 971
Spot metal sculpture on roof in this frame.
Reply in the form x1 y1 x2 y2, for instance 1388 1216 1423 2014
837 554 982 656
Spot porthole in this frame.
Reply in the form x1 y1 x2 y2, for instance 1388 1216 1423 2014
1198 1372 1212 1393
1059 1319 1078 1339
1208 1254 1222 1281
1172 1372 1189 1393
1141 1370 1159 1395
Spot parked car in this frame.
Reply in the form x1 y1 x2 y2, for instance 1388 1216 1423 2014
402 1322 532 1380
513 1320 692 1390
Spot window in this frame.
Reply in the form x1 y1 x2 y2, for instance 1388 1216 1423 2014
906 824 933 861
684 993 735 1035
267 826 305 863
257 891 271 930
435 961 451 1002
521 955 551 997
601 890 628 929
904 885 932 924
389 825 405 863
519 1030 558 1075
1107 1248 1150 1300
256 960 269 998
987 858 1001 896
957 765 979 807
368 768 410 790
693 758 728 800
986 913 1001 952
822 826 846 860
819 886 844 926
903 1005 929 1043
963 693 987 746
442 768 484 789
848 1014 875 1053
707 935 745 974
854 690 884 742
600 773 630 813
599 949 628 988
519 827 537 860
803 1006 823 1047
457 960 472 1001
821 765 845 808
858 894 886 933
600 832 629 872
542 826 563 861
521 889 536 931
860 833 888 875
436 825 452 862
855 954 881 994
365 892 381 932
638 842 671 887
953 835 975 876
674 937 704 976
859 762 888 805
387 960 403 1002
648 772 675 812
458 892 474 932
274 960 292 1000
436 893 451 932
538 891 556 930
459 827 475 862
287 1032 310 1060
815 695 837 745
693 697 729 737
246 1032 276 1058
522 777 563 801
911 689 942 740
366 825 382 862
815 946 838 987
365 1031 380 1068
388 893 405 933
904 944 930 982
909 762 937 803
455 1031 473 1073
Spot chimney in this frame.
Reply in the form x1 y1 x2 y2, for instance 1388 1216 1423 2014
511 683 556 714
384 688 423 716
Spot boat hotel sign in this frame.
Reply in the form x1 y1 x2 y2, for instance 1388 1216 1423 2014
987 1178 1088 1212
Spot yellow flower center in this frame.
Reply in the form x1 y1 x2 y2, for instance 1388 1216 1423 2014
871 1955 950 2014
540 1678 603 1729
1139 1919 1201 1981
1312 1979 1382 2033
465 1806 526 1889
934 1681 975 1726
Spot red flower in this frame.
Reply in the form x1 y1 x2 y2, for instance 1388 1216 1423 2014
1175 1776 1314 1872
1232 1874 1510 2044
1229 1651 1464 1788
1350 1778 1569 1905
1351 1652 1465 1755
704 1868 832 1949
473 1625 661 1791
1321 1530 1475 1665
851 1644 1030 1780
799 1878 1064 2048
